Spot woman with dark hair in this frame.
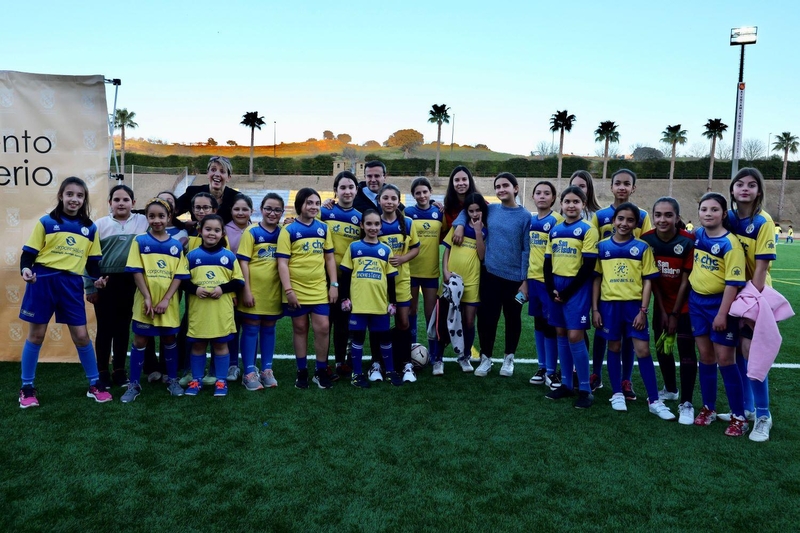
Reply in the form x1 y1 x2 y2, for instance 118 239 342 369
441 166 477 239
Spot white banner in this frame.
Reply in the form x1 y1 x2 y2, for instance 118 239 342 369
0 71 110 362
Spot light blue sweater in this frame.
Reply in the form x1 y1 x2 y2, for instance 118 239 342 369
454 203 530 282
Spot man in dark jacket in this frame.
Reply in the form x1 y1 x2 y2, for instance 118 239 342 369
353 160 404 213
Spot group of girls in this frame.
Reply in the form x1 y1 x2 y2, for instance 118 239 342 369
15 164 784 442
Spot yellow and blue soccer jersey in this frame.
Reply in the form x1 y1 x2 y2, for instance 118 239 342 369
276 218 334 305
379 216 420 302
236 223 283 316
528 211 564 281
594 237 659 301
320 205 362 265
340 240 397 314
689 227 746 296
185 246 243 339
592 205 652 239
125 233 189 328
443 225 487 304
405 205 443 279
727 209 776 286
23 214 101 275
546 219 599 277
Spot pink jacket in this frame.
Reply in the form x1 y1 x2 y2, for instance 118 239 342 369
728 281 795 381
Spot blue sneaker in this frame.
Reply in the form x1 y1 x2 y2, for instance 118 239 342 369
214 380 228 397
387 371 404 387
185 379 202 396
351 373 370 389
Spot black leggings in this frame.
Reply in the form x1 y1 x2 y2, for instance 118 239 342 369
329 298 351 364
653 313 697 404
477 271 523 357
94 273 136 374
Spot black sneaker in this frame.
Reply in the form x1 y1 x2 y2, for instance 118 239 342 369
312 369 333 389
387 371 404 387
326 365 340 383
351 373 370 389
96 372 113 392
295 369 309 389
546 386 575 400
622 380 637 401
112 369 129 388
529 368 547 385
590 373 603 391
545 371 562 390
574 390 594 409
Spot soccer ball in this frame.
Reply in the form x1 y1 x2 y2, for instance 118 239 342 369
410 343 430 369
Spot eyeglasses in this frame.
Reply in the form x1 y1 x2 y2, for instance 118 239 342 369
193 205 214 212
262 207 284 214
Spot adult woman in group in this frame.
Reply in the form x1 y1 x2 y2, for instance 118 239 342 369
176 156 241 226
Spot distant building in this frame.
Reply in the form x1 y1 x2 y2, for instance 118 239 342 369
333 159 364 178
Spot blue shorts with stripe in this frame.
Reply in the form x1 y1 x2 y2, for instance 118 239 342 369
689 290 739 346
547 278 591 330
349 313 390 332
527 279 550 318
19 267 86 326
596 300 650 342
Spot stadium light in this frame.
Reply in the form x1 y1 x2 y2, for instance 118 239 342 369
730 26 757 177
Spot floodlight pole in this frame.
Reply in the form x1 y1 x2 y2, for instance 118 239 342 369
730 26 757 178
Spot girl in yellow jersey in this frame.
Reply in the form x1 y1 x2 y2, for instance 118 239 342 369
442 193 487 373
18 177 111 408
277 188 339 390
407 178 443 350
182 215 244 397
526 181 563 388
122 199 190 402
726 168 778 441
689 193 747 436
377 184 420 383
237 193 285 390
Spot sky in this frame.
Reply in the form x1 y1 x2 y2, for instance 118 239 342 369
5 0 799 159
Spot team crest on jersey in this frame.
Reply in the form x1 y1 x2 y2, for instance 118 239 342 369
746 223 755 234
6 285 20 303
81 226 89 236
674 244 684 255
351 216 359 224
711 244 720 255
221 256 229 266
144 246 151 253
378 248 386 257
543 223 551 231
733 267 742 276
49 324 63 341
6 208 19 227
573 227 582 237
630 246 640 257
9 323 23 342
317 228 325 237
432 212 439 219
157 260 167 269
170 245 179 256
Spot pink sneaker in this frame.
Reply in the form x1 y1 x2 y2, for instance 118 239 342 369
87 385 113 403
19 386 39 409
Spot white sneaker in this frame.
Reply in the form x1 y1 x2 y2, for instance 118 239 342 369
718 410 755 422
432 361 444 376
649 400 677 421
226 365 241 382
678 402 695 425
403 362 417 383
658 387 679 401
610 392 627 412
749 415 773 442
474 355 492 377
457 357 474 373
499 354 515 377
368 362 383 382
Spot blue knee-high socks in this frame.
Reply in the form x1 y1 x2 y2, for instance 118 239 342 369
76 344 99 385
698 362 718 411
240 324 259 374
737 354 754 412
129 346 145 384
637 355 660 403
191 354 206 382
545 335 557 373
558 336 573 391
21 340 42 386
214 354 229 381
607 349 622 394
622 337 635 382
719 364 744 417
570 340 590 392
260 325 276 371
351 340 364 375
381 342 394 372
751 376 770 418
164 342 178 380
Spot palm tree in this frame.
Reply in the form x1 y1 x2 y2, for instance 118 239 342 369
114 108 138 176
550 110 577 188
241 111 266 179
428 104 451 180
594 121 620 181
702 119 728 190
660 124 688 196
773 131 799 220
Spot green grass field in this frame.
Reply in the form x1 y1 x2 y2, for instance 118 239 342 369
3 246 799 531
